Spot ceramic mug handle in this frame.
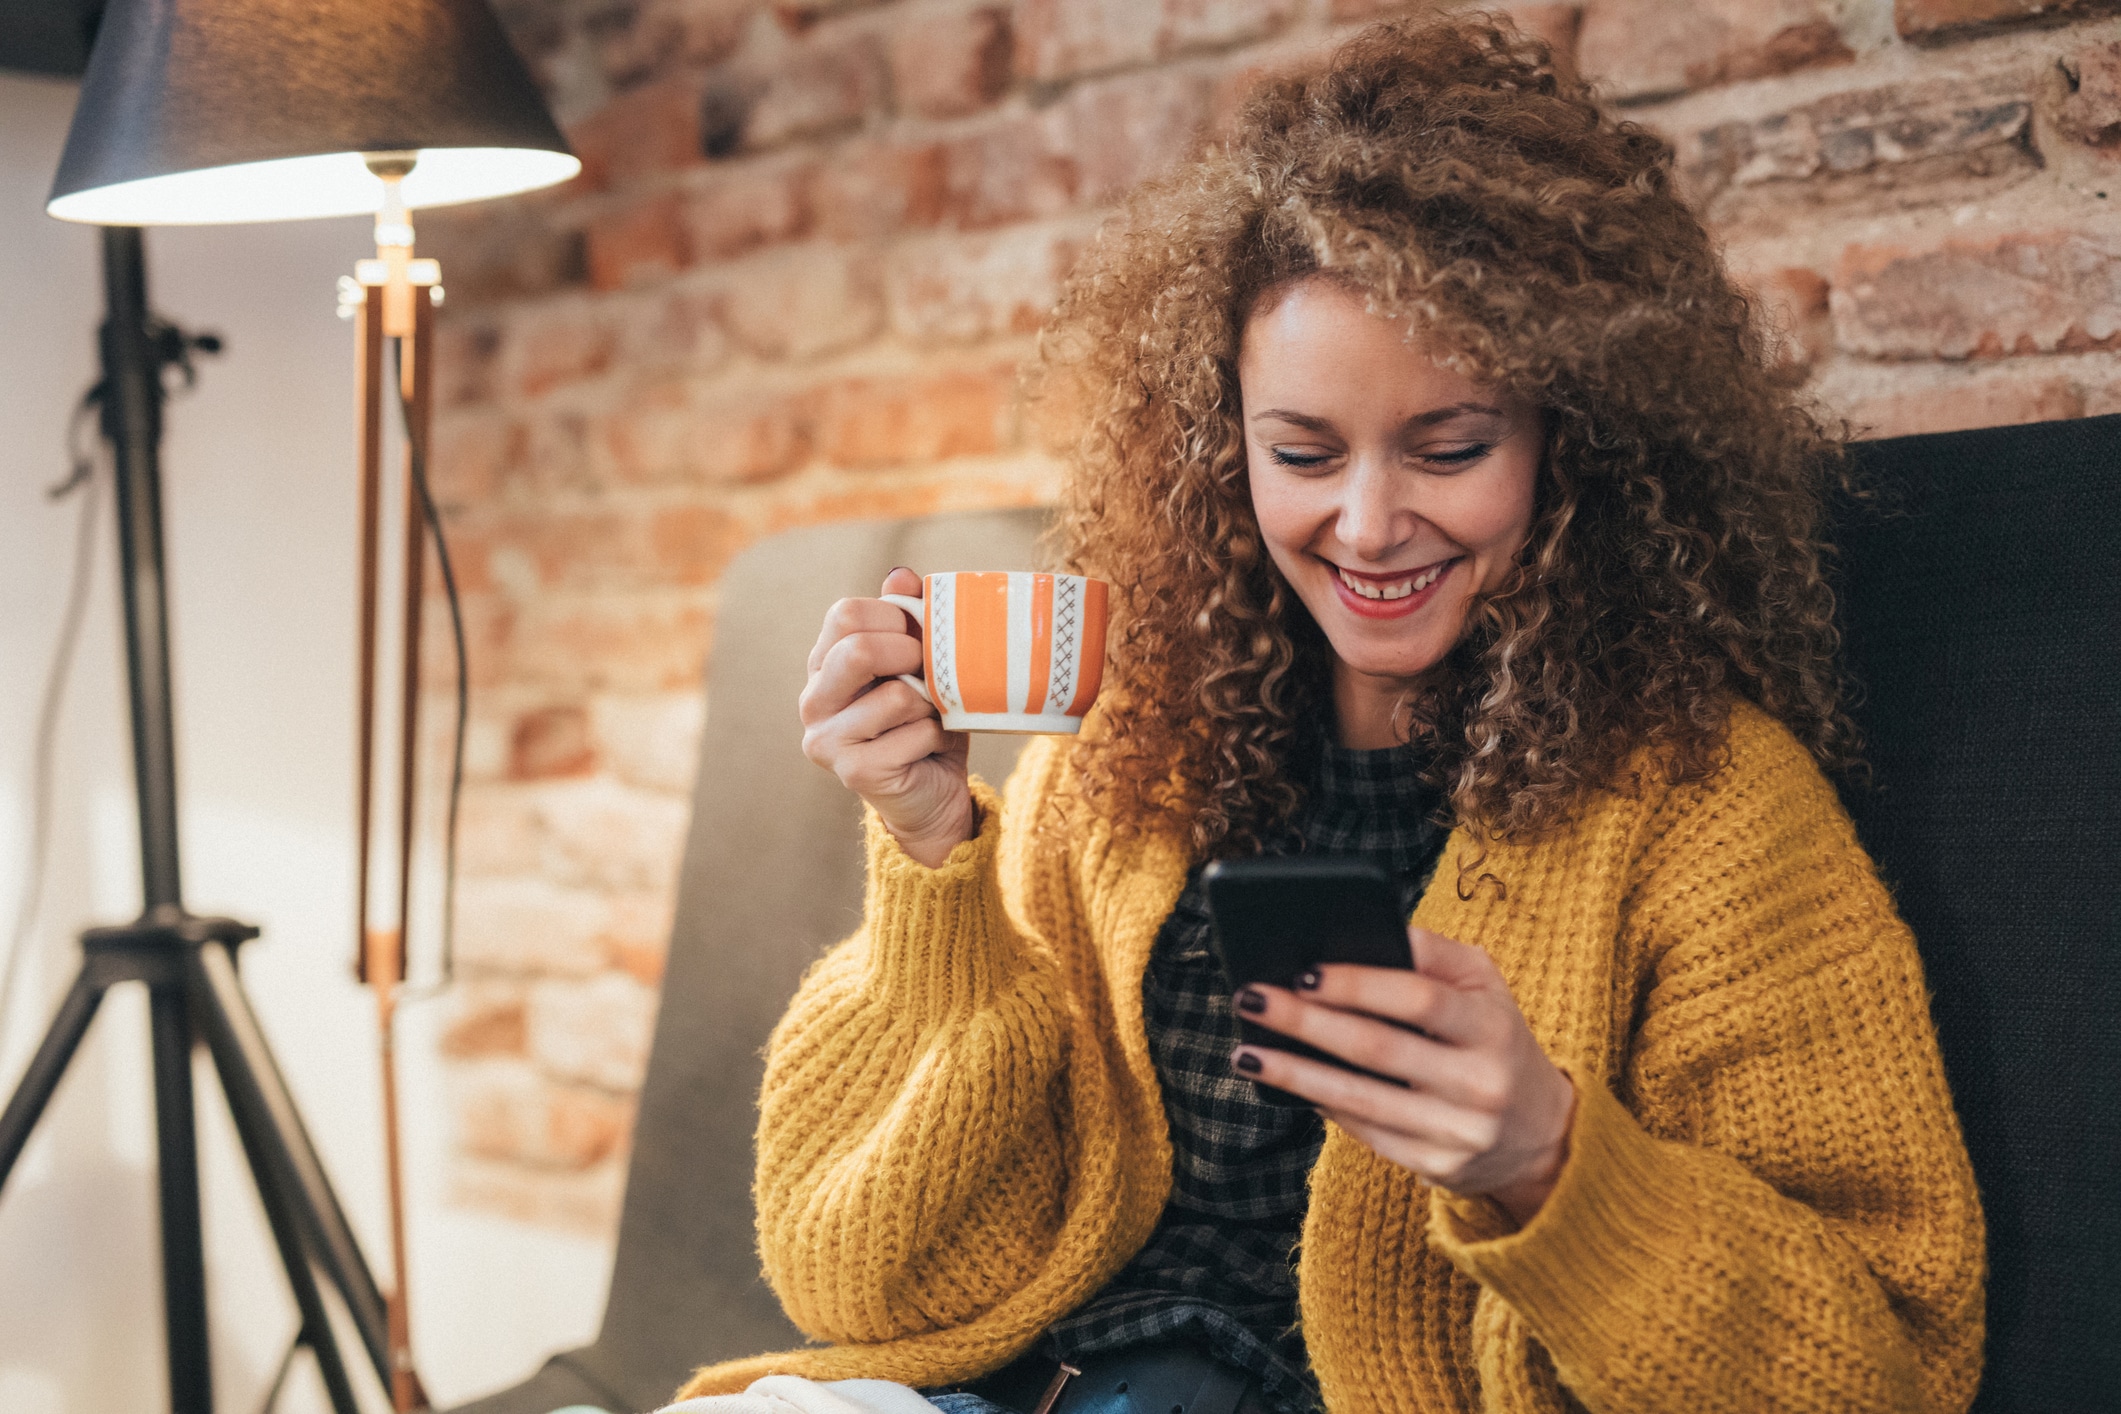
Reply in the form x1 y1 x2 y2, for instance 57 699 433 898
878 592 932 705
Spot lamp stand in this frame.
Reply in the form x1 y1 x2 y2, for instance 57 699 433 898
348 156 438 1414
0 227 392 1414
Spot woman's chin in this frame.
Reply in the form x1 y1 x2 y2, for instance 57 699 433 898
1319 634 1451 689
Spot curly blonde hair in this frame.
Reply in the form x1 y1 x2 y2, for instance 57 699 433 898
1037 9 1869 879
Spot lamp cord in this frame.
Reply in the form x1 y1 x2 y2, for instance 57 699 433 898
0 395 107 1058
391 336 467 990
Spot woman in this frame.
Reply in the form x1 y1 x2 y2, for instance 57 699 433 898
669 12 1985 1414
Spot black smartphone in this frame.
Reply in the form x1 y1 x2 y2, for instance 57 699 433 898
1203 857 1417 1105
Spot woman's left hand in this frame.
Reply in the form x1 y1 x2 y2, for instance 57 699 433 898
1232 926 1577 1227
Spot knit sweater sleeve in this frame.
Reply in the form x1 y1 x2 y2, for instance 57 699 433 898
751 764 1076 1347
1428 707 1987 1414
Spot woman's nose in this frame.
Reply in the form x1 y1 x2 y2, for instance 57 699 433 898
1335 456 1409 564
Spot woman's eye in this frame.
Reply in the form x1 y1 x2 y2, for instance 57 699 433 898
1421 443 1491 467
1269 447 1334 469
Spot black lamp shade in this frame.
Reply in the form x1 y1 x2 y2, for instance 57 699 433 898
48 0 579 225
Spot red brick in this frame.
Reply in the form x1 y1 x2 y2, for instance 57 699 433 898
2059 40 2121 148
890 6 1013 119
440 988 527 1058
763 474 1047 535
772 0 888 26
820 368 1015 468
448 1155 625 1235
453 1059 633 1168
508 594 715 692
1832 230 2121 360
434 318 503 409
511 704 598 779
1208 37 1335 136
887 224 1085 344
681 160 813 262
1578 0 1852 103
527 974 659 1091
1012 0 1159 82
508 305 620 399
1895 0 2121 41
716 246 885 359
568 75 705 193
585 191 688 292
535 776 691 893
437 519 499 596
596 379 817 485
809 140 949 241
1061 69 1212 207
597 888 677 983
519 409 596 498
605 936 668 985
2083 373 2121 417
431 410 524 504
446 593 516 692
1681 73 2033 207
612 287 734 375
1504 4 1586 83
454 787 538 880
492 510 648 592
764 478 956 533
1736 265 1832 368
690 389 818 483
941 113 1079 229
1155 0 1298 59
745 31 887 149
594 0 754 87
453 875 614 976
422 201 587 308
1328 0 1583 76
591 694 705 795
498 5 569 89
1840 370 2084 438
650 503 753 585
483 506 737 595
1013 0 1294 80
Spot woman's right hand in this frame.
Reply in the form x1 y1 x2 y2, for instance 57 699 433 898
800 567 976 868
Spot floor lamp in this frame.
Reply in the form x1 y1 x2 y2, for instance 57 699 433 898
0 2 578 1412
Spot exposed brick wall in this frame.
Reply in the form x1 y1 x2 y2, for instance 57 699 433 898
422 0 2121 1233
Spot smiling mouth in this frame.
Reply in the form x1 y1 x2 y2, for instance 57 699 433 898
1332 558 1456 602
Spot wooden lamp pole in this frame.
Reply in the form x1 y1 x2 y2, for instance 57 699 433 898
349 152 439 1414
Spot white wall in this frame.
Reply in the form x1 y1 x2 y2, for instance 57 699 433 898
0 72 612 1413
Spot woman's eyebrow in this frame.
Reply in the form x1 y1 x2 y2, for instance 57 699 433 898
1403 401 1506 429
1248 401 1506 431
1249 408 1335 430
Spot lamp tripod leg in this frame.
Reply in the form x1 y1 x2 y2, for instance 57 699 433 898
190 943 392 1384
148 980 212 1413
213 1007 362 1414
0 969 106 1185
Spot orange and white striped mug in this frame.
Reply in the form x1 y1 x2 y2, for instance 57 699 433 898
882 571 1109 734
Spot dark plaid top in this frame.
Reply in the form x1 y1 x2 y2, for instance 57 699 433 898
1040 730 1452 1414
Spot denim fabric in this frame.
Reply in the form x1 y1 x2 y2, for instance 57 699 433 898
924 1394 1015 1414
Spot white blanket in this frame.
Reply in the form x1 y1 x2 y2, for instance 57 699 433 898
654 1374 943 1414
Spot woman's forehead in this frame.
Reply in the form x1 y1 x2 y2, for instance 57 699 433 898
1239 279 1514 413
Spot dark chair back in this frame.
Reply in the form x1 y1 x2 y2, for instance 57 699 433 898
1834 415 2121 1412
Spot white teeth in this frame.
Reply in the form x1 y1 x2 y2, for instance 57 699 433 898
1338 560 1450 601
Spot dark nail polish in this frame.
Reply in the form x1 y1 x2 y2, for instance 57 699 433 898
1235 986 1267 1015
1233 1049 1262 1074
1295 968 1322 991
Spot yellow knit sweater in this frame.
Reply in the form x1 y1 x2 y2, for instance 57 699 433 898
677 697 1985 1412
